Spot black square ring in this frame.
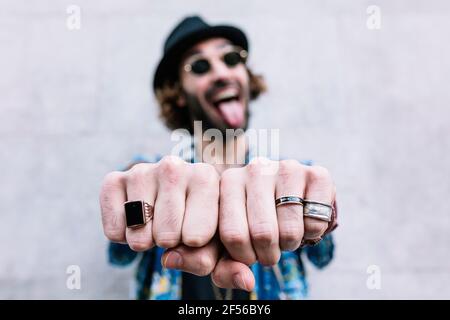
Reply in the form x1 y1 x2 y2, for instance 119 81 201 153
124 200 154 229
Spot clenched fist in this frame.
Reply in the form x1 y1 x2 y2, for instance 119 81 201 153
219 158 336 266
99 156 220 251
99 156 337 290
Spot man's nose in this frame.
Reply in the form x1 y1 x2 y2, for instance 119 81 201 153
209 59 232 81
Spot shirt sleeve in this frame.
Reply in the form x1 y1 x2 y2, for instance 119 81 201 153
108 242 139 266
304 233 335 269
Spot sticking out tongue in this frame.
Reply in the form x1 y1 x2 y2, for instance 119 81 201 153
217 100 245 127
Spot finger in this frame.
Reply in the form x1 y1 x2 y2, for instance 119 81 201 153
153 156 187 248
275 160 306 251
211 254 255 292
124 164 157 251
246 159 280 266
304 166 335 240
219 168 256 265
182 163 220 247
161 239 220 276
99 171 127 243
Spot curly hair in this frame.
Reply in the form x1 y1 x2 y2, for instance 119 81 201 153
155 68 267 133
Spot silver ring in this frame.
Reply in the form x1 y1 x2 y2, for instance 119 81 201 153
275 196 304 207
303 200 332 222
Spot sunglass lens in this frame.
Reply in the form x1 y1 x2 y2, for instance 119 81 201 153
191 59 210 75
223 51 243 67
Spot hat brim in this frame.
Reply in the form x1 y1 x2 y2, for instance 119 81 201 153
153 25 248 91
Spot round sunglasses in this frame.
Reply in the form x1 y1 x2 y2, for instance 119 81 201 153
183 47 248 75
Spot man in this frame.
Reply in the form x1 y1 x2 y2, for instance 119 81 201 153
100 15 338 300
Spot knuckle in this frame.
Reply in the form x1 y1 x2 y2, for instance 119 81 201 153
102 171 125 188
128 238 152 252
246 157 278 178
155 231 181 248
125 163 154 183
304 219 328 238
250 223 276 246
196 253 215 276
156 239 179 249
183 233 211 247
100 171 125 204
221 229 248 248
279 226 303 244
157 156 185 184
307 165 332 184
279 159 301 174
260 251 281 266
191 163 220 186
246 159 264 177
277 160 304 183
103 227 124 243
127 162 150 175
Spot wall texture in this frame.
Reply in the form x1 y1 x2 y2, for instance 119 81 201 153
1 0 449 299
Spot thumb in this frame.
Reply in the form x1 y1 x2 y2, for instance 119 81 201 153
161 239 220 276
211 254 255 292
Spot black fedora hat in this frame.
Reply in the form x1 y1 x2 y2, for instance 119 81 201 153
153 15 248 91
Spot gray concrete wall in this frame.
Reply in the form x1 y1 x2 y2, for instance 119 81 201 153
1 0 449 299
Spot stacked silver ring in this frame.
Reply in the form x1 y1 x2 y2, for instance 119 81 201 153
275 196 304 207
303 200 333 222
275 196 333 247
275 196 333 222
